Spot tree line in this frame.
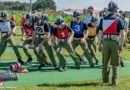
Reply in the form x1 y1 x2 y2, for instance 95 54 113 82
0 0 56 11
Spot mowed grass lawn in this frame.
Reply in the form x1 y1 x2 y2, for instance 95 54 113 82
0 26 130 90
17 76 130 90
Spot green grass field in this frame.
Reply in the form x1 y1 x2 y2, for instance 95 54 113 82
17 76 130 90
0 26 130 90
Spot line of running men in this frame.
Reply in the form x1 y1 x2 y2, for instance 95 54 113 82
0 11 99 72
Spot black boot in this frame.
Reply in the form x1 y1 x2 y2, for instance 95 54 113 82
18 59 24 65
76 63 80 69
26 58 32 64
80 56 85 64
55 66 59 70
90 64 94 68
62 66 67 71
46 62 52 66
38 64 45 70
120 60 125 67
96 60 99 65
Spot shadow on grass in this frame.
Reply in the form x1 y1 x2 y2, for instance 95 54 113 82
27 68 59 72
37 82 104 87
67 65 102 69
0 61 103 72
0 62 16 67
0 61 59 72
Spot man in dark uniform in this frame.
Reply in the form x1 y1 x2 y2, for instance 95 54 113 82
41 14 53 36
30 15 59 70
0 11 24 64
41 14 57 49
52 16 80 72
70 11 94 68
40 14 59 70
98 1 125 86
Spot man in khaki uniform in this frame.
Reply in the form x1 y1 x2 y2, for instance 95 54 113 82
0 11 24 64
41 14 59 69
98 1 125 86
30 15 59 70
86 16 99 65
52 16 80 72
70 11 94 68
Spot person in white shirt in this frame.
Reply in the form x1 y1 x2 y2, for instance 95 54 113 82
84 6 98 25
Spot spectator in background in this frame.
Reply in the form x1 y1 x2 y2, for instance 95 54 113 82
128 20 130 43
84 6 98 25
21 14 25 35
31 10 37 19
119 10 124 16
33 10 37 15
128 28 130 43
99 11 108 19
28 9 31 15
116 11 125 67
21 14 25 25
11 11 16 23
122 13 129 46
11 11 16 35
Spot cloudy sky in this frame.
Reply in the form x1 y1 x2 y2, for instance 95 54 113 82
0 0 130 11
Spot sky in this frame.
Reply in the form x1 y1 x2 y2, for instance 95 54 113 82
0 0 130 11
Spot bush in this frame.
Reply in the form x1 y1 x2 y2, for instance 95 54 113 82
0 10 85 26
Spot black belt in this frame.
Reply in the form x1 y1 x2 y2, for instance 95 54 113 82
1 32 10 33
1 32 11 38
103 34 120 41
57 37 68 43
57 38 68 41
103 34 119 39
36 34 46 38
87 37 95 40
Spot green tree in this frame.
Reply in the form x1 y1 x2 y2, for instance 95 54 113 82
32 0 56 11
19 3 30 11
0 1 30 11
0 4 5 10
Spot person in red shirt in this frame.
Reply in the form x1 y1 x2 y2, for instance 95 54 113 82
21 14 33 64
11 11 16 35
21 14 25 25
11 11 16 23
21 14 25 35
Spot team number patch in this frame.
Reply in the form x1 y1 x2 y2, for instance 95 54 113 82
88 27 96 36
